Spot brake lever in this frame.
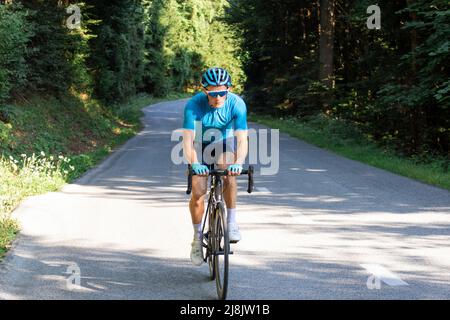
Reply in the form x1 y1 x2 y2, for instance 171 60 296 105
186 164 192 194
247 165 254 193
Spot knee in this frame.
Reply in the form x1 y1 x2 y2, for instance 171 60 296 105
224 176 237 188
191 187 207 203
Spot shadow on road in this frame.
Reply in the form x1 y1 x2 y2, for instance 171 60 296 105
2 100 449 299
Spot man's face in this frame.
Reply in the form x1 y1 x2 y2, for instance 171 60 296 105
203 85 229 108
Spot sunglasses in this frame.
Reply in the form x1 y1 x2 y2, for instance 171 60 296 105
206 90 228 98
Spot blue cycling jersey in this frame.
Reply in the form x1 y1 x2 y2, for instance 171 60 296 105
183 92 248 144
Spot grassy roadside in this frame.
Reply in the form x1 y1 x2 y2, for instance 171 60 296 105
0 92 190 258
249 113 450 191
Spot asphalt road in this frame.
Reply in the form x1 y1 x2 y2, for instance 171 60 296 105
1 99 449 299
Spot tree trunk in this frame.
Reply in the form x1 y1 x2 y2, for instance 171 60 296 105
319 0 335 112
406 0 425 153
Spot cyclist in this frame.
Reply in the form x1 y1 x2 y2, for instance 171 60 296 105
182 67 248 266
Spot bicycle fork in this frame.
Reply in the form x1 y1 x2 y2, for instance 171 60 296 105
201 177 233 261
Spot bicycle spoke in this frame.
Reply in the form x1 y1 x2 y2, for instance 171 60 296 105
206 208 215 280
214 203 229 300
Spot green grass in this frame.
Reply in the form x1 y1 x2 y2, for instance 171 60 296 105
0 92 190 258
249 113 450 191
0 218 19 257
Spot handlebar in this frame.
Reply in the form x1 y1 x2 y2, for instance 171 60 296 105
186 164 254 195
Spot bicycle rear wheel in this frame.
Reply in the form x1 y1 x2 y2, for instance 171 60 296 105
213 202 229 300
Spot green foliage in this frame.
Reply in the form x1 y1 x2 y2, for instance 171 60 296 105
0 217 19 258
143 0 244 96
228 0 450 157
0 153 71 219
2 0 447 159
86 0 146 103
1 1 244 104
375 0 450 154
17 0 91 95
226 1 321 114
0 121 13 147
0 3 32 102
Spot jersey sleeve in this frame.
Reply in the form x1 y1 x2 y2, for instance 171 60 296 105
182 99 196 130
233 98 248 131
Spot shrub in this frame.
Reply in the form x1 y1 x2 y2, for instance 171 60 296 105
0 4 33 102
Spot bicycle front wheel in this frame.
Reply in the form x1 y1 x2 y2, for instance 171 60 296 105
207 205 215 281
213 202 229 300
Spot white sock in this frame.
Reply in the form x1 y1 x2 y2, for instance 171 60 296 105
193 223 202 240
227 208 237 224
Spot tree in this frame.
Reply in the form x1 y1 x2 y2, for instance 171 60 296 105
226 0 449 156
319 0 335 89
0 2 32 102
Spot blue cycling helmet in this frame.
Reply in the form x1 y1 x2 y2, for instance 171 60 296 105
201 67 232 88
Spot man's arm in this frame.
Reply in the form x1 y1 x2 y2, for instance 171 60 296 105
183 129 200 165
182 100 200 165
233 97 248 166
234 130 248 165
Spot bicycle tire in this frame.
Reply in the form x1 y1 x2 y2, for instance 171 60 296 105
214 202 229 300
207 204 215 280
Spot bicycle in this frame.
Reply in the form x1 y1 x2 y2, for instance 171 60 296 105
186 164 254 300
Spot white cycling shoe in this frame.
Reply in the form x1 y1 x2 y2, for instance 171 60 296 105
228 223 241 243
190 239 204 266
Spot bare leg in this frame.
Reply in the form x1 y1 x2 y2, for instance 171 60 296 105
216 152 237 209
189 175 208 224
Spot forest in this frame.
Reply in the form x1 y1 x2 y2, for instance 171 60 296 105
0 0 448 158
